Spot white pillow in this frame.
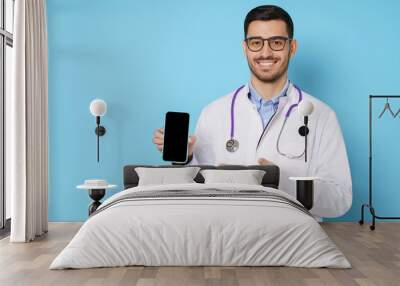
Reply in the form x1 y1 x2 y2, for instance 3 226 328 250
200 169 266 185
135 167 201 186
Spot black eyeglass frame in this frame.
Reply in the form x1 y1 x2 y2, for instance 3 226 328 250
245 36 292 52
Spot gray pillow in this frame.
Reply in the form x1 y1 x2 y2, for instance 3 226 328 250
135 167 201 186
200 169 266 185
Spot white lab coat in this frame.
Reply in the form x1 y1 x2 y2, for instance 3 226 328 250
190 83 352 218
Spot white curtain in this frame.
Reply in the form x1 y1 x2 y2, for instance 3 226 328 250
8 0 48 242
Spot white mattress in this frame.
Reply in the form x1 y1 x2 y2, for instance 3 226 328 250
50 183 350 269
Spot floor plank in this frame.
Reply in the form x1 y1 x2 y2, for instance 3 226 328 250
0 222 399 286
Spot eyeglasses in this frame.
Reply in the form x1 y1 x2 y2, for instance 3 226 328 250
245 36 292 52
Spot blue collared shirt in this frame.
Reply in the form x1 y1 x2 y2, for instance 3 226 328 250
248 80 289 128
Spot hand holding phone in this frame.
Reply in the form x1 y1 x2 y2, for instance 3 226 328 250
153 128 196 157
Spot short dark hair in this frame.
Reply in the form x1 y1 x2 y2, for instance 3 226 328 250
244 5 294 39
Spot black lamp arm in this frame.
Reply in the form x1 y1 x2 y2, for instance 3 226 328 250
94 116 106 162
304 116 308 162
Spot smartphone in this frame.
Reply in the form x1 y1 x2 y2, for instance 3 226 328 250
162 112 190 163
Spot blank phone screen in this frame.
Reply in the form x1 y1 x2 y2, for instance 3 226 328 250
162 112 190 162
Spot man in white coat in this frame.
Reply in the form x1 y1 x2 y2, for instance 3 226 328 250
153 5 352 218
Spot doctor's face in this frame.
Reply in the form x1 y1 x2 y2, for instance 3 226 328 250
243 20 297 83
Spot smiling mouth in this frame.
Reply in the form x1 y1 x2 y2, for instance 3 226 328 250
255 59 278 68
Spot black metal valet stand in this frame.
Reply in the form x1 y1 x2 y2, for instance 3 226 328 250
359 95 400 230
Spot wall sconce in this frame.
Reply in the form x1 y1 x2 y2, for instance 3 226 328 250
89 99 107 162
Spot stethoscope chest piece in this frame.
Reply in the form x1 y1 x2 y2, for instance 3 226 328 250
226 139 239 152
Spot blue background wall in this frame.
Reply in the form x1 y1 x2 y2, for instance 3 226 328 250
47 0 400 221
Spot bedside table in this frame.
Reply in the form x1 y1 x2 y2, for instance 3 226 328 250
77 180 117 215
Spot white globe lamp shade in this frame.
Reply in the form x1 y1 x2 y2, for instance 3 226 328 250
90 99 107 117
298 100 314 116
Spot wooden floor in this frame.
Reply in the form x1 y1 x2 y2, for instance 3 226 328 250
0 222 399 286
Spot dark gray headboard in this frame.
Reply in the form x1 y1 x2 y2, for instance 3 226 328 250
123 165 280 189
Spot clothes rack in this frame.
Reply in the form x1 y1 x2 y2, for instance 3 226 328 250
359 95 400 230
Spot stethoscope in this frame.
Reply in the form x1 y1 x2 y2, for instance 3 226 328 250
226 83 306 159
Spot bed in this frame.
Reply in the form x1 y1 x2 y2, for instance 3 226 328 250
50 165 350 269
